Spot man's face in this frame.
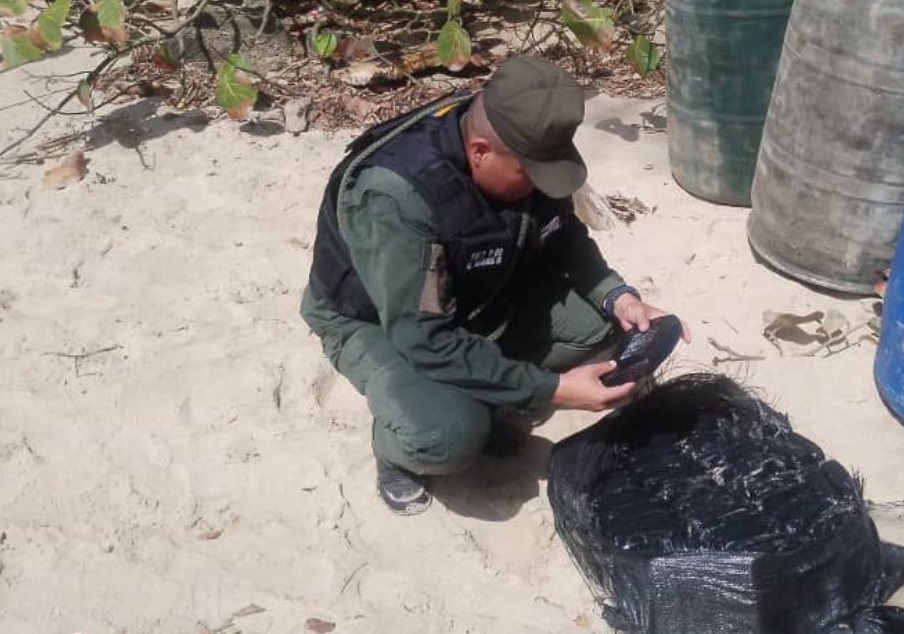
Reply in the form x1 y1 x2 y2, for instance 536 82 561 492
470 144 535 203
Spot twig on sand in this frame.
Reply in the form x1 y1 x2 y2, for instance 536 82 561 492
255 0 274 39
1 149 71 166
44 345 123 377
0 87 73 113
339 561 368 595
867 499 904 519
70 260 84 288
793 320 873 358
272 363 285 411
0 131 90 167
207 604 266 634
708 337 765 366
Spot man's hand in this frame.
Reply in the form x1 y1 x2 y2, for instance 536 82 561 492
551 361 635 412
612 293 692 343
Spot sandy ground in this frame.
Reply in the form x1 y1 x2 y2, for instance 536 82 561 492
2 49 903 634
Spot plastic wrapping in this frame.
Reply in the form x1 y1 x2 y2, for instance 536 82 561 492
548 374 904 633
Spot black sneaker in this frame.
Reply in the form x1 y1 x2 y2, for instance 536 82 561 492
376 460 432 515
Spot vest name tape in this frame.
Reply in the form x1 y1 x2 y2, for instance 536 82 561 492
466 246 505 271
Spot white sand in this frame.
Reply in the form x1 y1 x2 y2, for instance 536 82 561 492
1 51 903 634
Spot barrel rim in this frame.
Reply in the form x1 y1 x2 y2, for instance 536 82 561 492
746 223 876 295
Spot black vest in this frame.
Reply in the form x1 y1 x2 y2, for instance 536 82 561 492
308 93 571 328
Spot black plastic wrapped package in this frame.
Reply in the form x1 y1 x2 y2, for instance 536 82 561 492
547 374 904 633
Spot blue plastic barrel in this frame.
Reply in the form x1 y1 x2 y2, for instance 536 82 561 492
875 225 904 420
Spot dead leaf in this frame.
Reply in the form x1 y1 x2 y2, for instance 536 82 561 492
152 43 178 72
762 310 825 354
197 528 222 540
82 0 128 44
77 78 94 112
469 52 488 67
232 604 265 619
305 617 336 633
817 309 849 344
43 151 88 190
763 309 862 357
574 613 593 628
78 6 105 43
345 95 378 121
332 42 442 86
867 316 882 339
337 36 377 62
209 604 265 633
604 193 656 223
573 182 614 231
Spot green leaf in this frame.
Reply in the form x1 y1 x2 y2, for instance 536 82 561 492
33 0 72 51
97 0 126 41
437 19 470 72
561 0 615 51
82 0 126 43
216 53 258 120
313 31 337 58
446 0 462 18
0 0 28 18
78 0 126 43
626 34 661 77
1 25 44 69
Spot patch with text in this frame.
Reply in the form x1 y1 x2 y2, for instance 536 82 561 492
465 246 505 271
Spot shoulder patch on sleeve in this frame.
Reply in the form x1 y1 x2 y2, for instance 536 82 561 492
419 242 456 316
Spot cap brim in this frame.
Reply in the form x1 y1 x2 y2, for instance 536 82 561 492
520 143 587 199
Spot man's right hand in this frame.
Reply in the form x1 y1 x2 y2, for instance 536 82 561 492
551 361 635 412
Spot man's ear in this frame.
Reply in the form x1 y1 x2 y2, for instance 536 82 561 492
467 136 492 161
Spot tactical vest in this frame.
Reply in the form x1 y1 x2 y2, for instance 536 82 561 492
308 93 571 329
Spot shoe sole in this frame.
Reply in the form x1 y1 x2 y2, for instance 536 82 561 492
384 494 433 516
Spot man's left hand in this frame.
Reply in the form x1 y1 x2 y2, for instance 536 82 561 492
612 294 692 343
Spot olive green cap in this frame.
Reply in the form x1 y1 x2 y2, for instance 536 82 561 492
483 56 587 199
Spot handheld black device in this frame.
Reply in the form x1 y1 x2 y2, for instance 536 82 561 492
601 314 683 387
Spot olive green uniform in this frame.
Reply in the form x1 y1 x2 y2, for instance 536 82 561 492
301 163 627 475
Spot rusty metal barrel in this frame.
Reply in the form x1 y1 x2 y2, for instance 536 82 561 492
748 0 904 294
666 0 793 206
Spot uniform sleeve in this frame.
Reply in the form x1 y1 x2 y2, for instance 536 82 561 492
338 166 559 409
543 201 628 313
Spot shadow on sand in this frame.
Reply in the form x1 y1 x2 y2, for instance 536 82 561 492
431 434 555 521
